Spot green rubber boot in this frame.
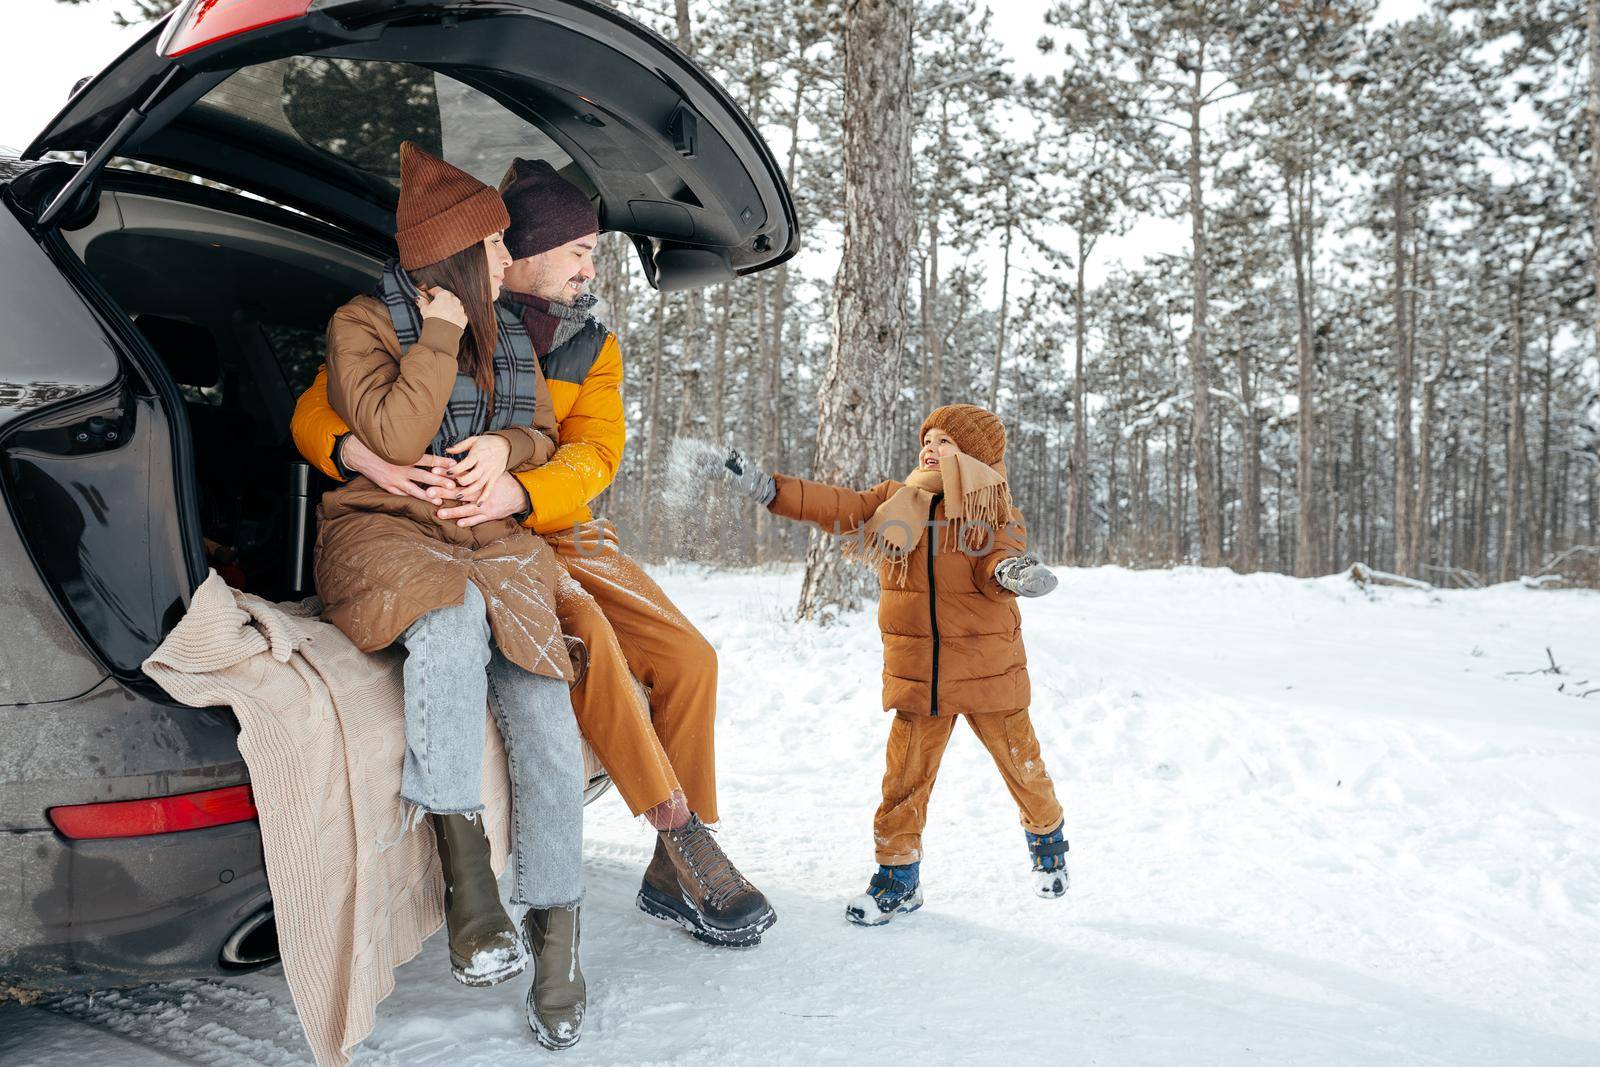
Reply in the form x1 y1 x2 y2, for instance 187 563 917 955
430 813 527 987
523 905 586 1050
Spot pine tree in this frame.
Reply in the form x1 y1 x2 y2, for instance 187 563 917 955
796 0 915 619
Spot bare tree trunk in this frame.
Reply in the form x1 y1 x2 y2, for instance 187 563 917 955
1588 0 1600 366
639 295 667 554
710 286 731 441
1405 237 1426 571
1415 306 1448 577
988 182 1013 411
797 0 913 620
1178 422 1192 561
1538 328 1554 560
1472 352 1492 576
925 215 943 408
767 71 807 468
673 0 692 45
1502 280 1527 581
1289 170 1317 576
1391 165 1416 576
672 292 702 441
1327 419 1341 571
665 0 707 450
587 227 633 524
1108 429 1120 561
1066 231 1089 564
1235 347 1260 572
1186 72 1222 566
1354 410 1368 562
917 255 931 411
754 276 774 559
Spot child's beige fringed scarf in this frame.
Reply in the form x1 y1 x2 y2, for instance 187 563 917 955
845 451 1013 586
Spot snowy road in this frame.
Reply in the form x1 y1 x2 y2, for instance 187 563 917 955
4 565 1599 1065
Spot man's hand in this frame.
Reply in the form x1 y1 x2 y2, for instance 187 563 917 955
436 471 530 528
341 434 457 503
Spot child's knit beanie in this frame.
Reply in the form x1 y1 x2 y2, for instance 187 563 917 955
921 403 1006 466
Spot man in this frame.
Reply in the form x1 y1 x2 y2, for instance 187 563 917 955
291 158 775 950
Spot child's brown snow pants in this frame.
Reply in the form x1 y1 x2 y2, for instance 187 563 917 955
546 520 721 823
874 709 1063 866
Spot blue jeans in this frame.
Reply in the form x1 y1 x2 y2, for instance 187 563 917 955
400 583 585 908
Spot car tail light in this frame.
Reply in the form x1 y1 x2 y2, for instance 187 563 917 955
49 785 258 840
159 0 316 58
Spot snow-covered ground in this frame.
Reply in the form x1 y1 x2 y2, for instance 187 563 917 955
5 565 1600 1065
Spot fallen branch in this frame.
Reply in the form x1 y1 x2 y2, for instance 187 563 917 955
1423 564 1484 590
1346 562 1433 592
1506 648 1563 677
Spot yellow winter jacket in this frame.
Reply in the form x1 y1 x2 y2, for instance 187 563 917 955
290 330 627 536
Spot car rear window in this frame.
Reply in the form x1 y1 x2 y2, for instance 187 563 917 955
190 57 572 191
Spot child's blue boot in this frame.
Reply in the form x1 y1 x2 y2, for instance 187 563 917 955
1027 823 1069 899
845 862 923 926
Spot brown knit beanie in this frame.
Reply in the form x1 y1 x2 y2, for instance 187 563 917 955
394 141 510 270
921 403 1007 466
499 158 601 260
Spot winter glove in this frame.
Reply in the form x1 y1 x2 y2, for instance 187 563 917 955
993 554 1059 598
717 446 777 507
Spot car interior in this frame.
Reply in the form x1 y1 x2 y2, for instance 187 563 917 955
64 181 378 601
59 57 590 603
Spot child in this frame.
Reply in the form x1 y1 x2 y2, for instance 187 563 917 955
703 403 1069 925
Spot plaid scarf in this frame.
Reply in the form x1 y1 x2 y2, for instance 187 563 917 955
499 289 600 357
375 259 543 455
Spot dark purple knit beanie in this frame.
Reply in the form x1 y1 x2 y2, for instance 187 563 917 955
498 158 600 260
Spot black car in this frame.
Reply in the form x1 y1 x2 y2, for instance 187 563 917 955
0 0 795 994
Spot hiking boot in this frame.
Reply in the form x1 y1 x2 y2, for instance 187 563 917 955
1027 822 1069 899
636 816 775 946
523 905 585 1050
430 813 527 986
845 863 924 927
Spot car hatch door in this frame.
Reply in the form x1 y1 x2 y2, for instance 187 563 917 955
24 0 798 288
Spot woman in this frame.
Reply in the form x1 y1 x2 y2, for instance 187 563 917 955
313 141 586 1050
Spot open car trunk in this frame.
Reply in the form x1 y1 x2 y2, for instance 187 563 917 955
61 170 380 603
5 0 796 677
27 0 797 290
50 170 612 795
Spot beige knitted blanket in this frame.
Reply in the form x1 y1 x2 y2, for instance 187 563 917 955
142 572 514 1067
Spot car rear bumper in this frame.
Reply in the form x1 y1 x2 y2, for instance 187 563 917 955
0 819 272 994
0 679 275 994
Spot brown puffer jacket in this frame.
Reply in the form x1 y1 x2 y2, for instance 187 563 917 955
313 295 571 682
768 474 1029 716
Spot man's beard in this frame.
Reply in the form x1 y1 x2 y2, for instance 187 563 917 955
539 269 586 306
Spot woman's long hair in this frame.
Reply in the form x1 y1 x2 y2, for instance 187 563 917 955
411 242 497 402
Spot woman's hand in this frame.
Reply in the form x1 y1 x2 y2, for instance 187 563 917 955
436 472 531 528
445 434 512 503
416 286 468 329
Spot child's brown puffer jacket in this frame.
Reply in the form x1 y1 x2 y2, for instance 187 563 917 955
768 474 1030 717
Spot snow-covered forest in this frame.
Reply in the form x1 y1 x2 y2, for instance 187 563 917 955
52 0 1600 594
573 0 1600 597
